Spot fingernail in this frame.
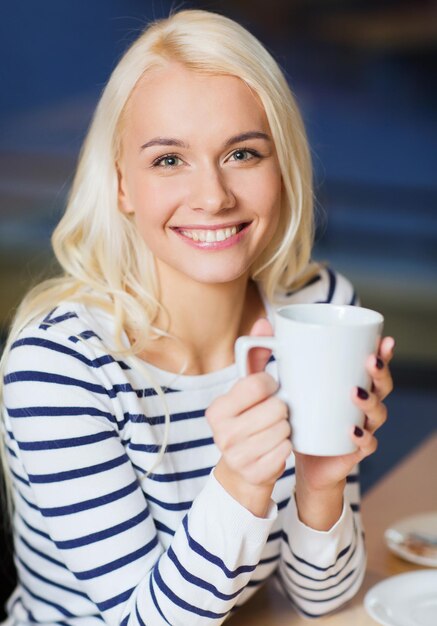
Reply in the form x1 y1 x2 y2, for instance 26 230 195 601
376 357 384 370
354 426 364 437
356 387 369 400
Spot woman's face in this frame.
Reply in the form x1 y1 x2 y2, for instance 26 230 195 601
117 62 282 287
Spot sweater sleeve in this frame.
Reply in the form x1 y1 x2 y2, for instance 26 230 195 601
276 474 366 618
3 324 277 626
272 268 366 616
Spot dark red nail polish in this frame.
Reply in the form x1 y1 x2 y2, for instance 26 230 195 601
354 426 364 437
357 387 369 400
376 357 384 370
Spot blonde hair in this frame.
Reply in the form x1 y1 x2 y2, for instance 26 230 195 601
0 9 317 504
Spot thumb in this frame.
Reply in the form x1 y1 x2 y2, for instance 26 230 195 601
247 317 274 375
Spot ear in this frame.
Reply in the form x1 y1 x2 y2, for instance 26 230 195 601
116 161 134 215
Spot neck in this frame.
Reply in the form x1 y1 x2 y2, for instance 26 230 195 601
144 264 265 375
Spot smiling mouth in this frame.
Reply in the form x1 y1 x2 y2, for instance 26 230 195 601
172 222 250 243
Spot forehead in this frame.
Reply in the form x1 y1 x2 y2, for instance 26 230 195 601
122 63 269 139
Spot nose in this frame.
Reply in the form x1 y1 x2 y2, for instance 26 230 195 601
187 164 236 214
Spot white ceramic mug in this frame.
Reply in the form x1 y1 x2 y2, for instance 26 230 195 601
235 304 384 456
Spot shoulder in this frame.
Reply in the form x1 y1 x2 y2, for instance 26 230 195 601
271 266 358 308
3 298 126 381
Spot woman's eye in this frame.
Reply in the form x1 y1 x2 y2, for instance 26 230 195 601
229 148 260 162
153 154 183 168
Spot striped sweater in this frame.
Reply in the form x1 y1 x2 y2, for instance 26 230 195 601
2 267 365 625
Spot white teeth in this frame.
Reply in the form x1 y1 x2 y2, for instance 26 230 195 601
179 225 241 243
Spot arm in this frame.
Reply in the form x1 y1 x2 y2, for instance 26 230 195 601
276 335 395 617
3 324 276 626
276 468 365 618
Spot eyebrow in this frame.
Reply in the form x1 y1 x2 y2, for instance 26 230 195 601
139 131 271 152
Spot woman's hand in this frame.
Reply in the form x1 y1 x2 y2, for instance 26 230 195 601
294 335 395 529
206 319 292 517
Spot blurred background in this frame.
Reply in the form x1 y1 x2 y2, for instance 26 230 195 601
0 0 436 615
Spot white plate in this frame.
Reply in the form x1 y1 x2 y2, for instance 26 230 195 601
364 570 437 626
385 512 437 567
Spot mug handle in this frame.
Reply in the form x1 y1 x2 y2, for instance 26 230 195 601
234 335 278 378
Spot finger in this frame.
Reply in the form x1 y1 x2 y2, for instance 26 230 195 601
217 396 289 450
353 387 388 433
207 371 278 421
351 425 378 459
378 336 395 364
242 439 293 485
227 419 291 468
366 353 394 400
247 317 274 375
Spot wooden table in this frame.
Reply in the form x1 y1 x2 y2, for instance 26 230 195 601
227 433 437 625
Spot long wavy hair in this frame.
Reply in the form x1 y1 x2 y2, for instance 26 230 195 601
0 9 317 503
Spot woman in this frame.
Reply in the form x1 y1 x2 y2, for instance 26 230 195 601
0 9 394 625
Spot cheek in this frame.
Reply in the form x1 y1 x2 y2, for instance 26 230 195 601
131 179 178 228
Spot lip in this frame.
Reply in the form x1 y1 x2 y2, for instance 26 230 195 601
170 221 250 231
170 221 251 250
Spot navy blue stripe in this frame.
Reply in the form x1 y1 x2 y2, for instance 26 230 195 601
349 290 358 305
135 602 147 626
120 616 130 626
69 330 102 343
9 404 117 422
20 580 75 618
75 535 158 580
279 467 295 480
168 546 244 601
183 515 256 578
18 514 51 541
282 529 352 571
274 576 330 619
259 553 280 565
28 453 129 484
278 496 291 510
147 466 213 483
153 565 228 620
17 430 117 451
6 444 17 458
17 554 88 599
285 273 321 296
154 520 175 536
17 490 39 511
56 507 150 549
39 310 78 330
325 267 337 303
10 468 30 486
149 575 172 625
11 337 129 370
247 575 268 587
97 586 134 612
282 566 362 605
128 408 204 426
351 503 360 512
346 474 359 483
267 530 282 542
18 533 67 570
147 492 192 511
3 370 139 399
127 436 214 453
282 564 355 592
40 479 139 517
283 528 358 581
